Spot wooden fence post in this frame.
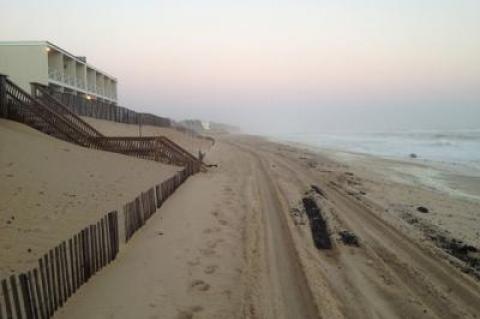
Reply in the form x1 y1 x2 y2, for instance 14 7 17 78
26 271 38 319
78 232 84 285
39 257 51 317
99 220 105 268
68 238 76 294
62 242 71 299
1 279 13 319
135 197 143 228
108 212 115 257
48 250 57 311
43 254 53 315
73 235 79 290
86 226 92 279
150 188 156 216
96 222 102 269
104 217 109 264
155 185 161 208
95 223 100 270
9 275 22 319
0 74 8 119
143 192 149 220
82 229 89 282
18 274 33 319
33 269 45 319
76 233 83 286
104 216 111 263
54 247 63 307
113 211 119 257
90 225 96 274
59 245 66 301
123 204 129 242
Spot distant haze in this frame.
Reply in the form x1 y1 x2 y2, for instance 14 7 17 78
1 0 479 133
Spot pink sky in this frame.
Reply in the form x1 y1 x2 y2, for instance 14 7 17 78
1 0 479 131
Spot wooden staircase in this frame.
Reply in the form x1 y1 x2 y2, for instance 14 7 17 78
0 75 204 173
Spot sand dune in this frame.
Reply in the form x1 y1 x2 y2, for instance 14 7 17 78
0 119 179 277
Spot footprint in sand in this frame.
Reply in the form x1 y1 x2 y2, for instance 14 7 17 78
204 265 218 274
187 259 201 267
203 226 221 234
199 247 216 256
176 306 204 319
207 238 224 249
190 279 210 292
203 228 214 234
218 219 228 226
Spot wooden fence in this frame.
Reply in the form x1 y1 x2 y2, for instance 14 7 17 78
52 91 171 127
51 91 215 144
0 211 119 319
124 167 190 242
0 166 194 318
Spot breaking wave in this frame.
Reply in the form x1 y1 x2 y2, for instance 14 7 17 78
275 128 480 168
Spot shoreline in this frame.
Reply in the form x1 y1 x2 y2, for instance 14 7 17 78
266 134 480 202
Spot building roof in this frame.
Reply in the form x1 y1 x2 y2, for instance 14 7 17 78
0 40 117 80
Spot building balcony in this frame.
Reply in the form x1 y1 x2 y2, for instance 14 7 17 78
48 69 116 102
48 69 63 82
87 84 96 92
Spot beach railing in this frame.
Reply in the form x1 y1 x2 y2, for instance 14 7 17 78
0 77 206 171
48 89 214 144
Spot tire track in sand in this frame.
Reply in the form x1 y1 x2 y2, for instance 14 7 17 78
246 138 480 319
230 141 320 319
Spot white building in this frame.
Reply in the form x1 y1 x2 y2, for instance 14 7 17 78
0 41 117 104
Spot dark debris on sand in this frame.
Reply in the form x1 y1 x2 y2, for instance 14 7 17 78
310 185 327 198
417 206 429 213
302 196 332 250
339 231 360 247
429 234 480 276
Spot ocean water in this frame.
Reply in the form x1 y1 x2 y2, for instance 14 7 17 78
274 129 480 170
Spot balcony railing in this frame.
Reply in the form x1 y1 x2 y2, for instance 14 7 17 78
48 69 63 82
64 75 76 87
48 69 116 100
76 79 86 90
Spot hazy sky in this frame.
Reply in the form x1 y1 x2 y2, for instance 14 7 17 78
1 0 479 133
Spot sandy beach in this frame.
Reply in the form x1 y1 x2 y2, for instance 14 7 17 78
1 118 479 318
26 131 477 319
2 1 479 317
